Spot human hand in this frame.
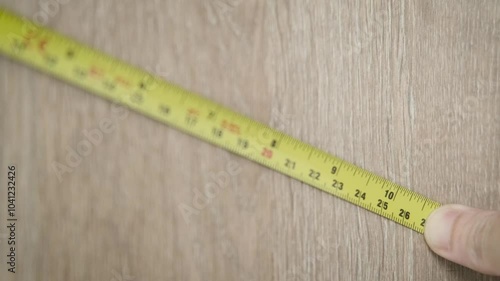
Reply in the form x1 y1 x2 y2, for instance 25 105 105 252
424 204 500 276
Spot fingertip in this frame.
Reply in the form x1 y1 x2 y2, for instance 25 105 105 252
424 204 468 253
424 204 500 276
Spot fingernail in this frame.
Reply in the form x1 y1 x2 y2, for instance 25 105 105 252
424 205 467 251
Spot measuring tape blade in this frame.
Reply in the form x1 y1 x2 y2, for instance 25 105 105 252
0 8 440 233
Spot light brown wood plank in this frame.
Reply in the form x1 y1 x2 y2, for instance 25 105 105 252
0 0 498 280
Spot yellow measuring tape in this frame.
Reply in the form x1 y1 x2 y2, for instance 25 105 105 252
0 8 440 233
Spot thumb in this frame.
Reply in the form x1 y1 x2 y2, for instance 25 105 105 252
424 204 500 276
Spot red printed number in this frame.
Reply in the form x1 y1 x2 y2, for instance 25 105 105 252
261 148 273 159
89 66 104 77
221 120 240 135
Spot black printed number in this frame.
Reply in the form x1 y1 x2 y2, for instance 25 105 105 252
399 209 411 220
331 166 338 174
332 180 343 190
420 219 426 227
237 138 248 149
354 189 366 200
285 159 296 169
384 190 395 200
309 169 320 180
212 128 223 138
185 116 197 126
377 199 388 210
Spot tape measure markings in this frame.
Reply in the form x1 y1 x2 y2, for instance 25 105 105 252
0 7 440 233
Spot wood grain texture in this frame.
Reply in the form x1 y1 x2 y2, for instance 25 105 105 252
0 0 498 280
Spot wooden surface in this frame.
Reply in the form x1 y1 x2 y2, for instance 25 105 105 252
0 0 499 280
